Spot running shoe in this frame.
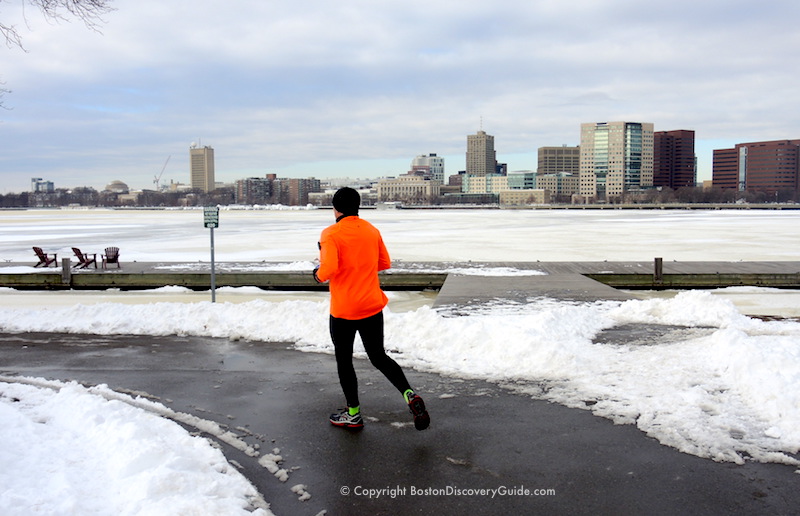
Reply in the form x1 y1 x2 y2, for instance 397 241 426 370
406 392 430 431
329 408 364 429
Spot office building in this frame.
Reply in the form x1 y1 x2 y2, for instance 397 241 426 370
30 177 54 193
711 148 739 190
536 172 579 201
538 146 580 174
462 174 509 194
410 154 445 184
507 171 537 190
499 189 551 205
466 130 496 177
189 144 215 193
654 130 696 189
579 121 654 202
376 175 441 203
712 139 800 194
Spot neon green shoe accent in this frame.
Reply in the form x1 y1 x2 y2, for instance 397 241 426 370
403 389 415 404
348 406 360 416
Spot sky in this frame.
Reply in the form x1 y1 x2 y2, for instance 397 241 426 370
2 0 800 193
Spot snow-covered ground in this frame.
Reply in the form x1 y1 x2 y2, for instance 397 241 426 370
1 208 799 514
0 376 274 515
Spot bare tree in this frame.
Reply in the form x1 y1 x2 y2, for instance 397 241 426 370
0 80 8 108
2 0 115 50
1 0 114 108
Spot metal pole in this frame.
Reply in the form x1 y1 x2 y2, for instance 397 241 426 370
210 226 216 302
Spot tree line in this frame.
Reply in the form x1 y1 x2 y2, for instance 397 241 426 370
0 187 236 208
2 184 798 208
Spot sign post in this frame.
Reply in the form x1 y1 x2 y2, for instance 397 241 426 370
203 206 220 302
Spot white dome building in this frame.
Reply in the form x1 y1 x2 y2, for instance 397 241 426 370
105 180 130 194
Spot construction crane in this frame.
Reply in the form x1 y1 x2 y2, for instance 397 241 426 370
153 155 171 191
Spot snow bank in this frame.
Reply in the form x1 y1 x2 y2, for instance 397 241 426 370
1 289 798 467
0 378 272 515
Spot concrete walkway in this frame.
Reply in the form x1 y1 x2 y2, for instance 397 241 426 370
1 332 798 516
433 273 636 312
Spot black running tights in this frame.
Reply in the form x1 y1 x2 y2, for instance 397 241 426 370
330 311 411 408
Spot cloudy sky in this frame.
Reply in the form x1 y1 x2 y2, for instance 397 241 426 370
2 0 799 193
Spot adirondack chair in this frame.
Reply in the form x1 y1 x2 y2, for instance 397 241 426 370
33 246 57 267
102 247 121 269
72 247 97 269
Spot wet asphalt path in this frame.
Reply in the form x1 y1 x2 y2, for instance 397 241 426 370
1 332 798 516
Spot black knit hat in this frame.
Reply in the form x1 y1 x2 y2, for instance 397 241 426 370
332 187 360 216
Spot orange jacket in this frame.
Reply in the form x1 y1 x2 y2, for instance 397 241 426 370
316 216 391 320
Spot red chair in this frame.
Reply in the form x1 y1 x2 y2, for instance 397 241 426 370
72 247 98 269
33 246 57 267
102 247 121 269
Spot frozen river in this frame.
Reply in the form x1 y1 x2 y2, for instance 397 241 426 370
1 206 798 263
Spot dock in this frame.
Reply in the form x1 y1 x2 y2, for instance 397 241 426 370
2 260 799 302
432 272 638 312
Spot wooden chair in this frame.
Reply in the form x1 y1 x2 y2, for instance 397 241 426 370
102 247 121 269
33 246 57 268
71 247 97 269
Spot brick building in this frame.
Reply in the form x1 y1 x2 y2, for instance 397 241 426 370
234 174 321 205
712 139 800 194
654 130 696 189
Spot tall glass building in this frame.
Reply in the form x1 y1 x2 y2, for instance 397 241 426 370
579 122 653 202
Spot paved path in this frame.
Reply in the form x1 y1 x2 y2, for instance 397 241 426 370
1 332 798 515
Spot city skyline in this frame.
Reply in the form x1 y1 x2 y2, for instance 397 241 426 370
3 1 800 194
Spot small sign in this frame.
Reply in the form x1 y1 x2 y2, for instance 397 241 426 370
203 206 219 228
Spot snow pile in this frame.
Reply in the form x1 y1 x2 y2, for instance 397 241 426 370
411 266 546 276
145 261 546 275
0 289 798 467
152 261 317 272
0 378 272 516
0 266 43 274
